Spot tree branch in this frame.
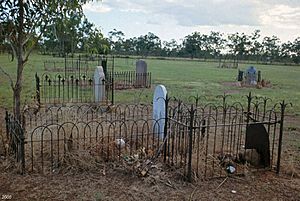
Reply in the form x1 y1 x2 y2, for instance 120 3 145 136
0 65 15 90
24 20 50 63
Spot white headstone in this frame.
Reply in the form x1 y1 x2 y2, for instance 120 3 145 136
94 66 105 103
153 85 167 138
136 60 147 87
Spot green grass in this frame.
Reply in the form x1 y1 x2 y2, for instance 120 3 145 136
0 53 299 114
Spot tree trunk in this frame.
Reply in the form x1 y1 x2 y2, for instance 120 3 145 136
14 55 24 122
14 0 24 122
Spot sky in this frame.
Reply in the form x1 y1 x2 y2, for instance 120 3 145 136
83 0 300 43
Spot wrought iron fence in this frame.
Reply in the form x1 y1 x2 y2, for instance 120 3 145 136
7 93 289 182
36 73 114 105
44 54 114 78
164 93 289 181
23 103 152 130
107 71 151 89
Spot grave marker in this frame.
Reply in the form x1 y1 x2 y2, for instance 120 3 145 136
136 60 147 87
245 66 257 85
152 85 167 138
94 66 105 103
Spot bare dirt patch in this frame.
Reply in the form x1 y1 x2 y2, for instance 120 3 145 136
0 164 300 201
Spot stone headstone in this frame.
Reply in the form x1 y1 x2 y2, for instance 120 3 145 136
238 70 244 81
136 60 147 87
245 124 270 167
245 66 257 85
94 66 105 103
152 85 167 138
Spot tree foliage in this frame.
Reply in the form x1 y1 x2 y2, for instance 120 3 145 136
0 0 94 121
106 29 299 65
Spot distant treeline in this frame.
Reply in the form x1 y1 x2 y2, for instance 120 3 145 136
1 12 299 65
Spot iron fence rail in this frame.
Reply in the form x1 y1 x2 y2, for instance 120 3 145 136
35 71 151 105
6 93 289 181
107 71 151 89
36 73 114 105
43 55 114 78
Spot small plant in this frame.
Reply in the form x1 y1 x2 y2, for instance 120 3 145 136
94 192 103 201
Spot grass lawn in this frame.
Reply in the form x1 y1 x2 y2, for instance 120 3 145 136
0 53 299 114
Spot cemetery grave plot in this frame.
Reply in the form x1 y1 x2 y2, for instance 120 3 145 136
36 73 114 105
164 94 285 180
107 71 151 90
19 104 160 174
222 66 272 93
42 55 151 93
105 59 151 90
6 92 288 181
237 66 272 88
43 55 112 78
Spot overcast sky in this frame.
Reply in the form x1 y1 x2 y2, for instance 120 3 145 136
83 0 300 43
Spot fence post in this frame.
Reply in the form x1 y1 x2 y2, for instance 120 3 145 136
64 55 67 78
276 100 288 174
19 125 25 174
112 56 115 105
5 111 9 138
246 92 252 124
163 95 169 163
35 73 41 107
102 58 107 77
187 105 195 182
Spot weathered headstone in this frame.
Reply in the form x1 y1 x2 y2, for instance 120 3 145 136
136 60 147 87
238 70 244 81
245 66 257 85
152 85 167 138
245 124 270 167
94 66 105 103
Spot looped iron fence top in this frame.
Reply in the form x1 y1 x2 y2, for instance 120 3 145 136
7 92 290 181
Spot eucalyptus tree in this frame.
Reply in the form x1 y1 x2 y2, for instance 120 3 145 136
249 30 263 62
208 31 226 59
200 34 211 59
108 29 125 54
0 0 94 121
78 18 95 52
162 39 180 57
183 32 203 59
280 41 293 63
262 35 280 63
85 28 110 54
291 37 300 64
227 32 251 65
121 38 136 55
135 32 161 57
